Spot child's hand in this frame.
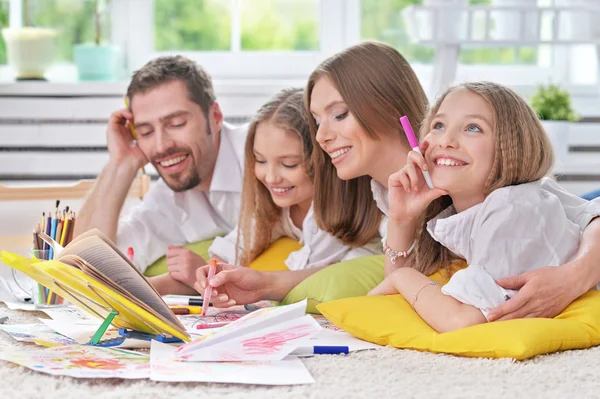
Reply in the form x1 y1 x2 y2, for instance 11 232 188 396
166 246 208 289
388 143 447 222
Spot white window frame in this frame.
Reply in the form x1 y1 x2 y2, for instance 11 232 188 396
117 0 360 79
1 0 598 98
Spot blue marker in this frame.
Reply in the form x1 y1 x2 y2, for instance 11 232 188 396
291 345 349 357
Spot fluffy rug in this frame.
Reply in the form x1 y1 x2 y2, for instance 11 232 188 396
0 305 598 399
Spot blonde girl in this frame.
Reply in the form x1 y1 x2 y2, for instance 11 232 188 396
206 87 380 275
369 82 600 332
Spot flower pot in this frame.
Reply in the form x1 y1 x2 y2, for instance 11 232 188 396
491 0 539 41
73 44 120 81
541 120 570 166
1 27 57 80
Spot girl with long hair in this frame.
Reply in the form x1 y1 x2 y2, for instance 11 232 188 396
368 82 600 332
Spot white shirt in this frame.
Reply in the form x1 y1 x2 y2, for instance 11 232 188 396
116 122 248 272
425 178 600 318
370 179 390 246
209 204 383 270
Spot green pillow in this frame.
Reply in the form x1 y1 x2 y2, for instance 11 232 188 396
281 255 385 314
143 239 215 277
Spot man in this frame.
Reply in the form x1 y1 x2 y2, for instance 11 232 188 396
74 56 247 294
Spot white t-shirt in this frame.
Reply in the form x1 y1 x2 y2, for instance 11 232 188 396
116 122 247 272
370 179 389 246
426 178 600 318
209 204 383 270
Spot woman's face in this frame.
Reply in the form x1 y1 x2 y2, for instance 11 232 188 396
309 77 381 180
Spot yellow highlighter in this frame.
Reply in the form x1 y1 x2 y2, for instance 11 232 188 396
123 96 146 175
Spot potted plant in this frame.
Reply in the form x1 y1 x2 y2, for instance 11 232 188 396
1 0 57 80
530 83 580 166
73 0 119 81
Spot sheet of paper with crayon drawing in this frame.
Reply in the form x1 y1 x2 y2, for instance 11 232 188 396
175 299 321 362
0 323 76 346
177 305 250 333
0 345 150 379
150 341 314 385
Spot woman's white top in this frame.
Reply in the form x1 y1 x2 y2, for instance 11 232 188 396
208 204 383 270
370 180 390 246
425 178 600 318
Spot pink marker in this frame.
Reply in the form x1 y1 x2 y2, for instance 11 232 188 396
201 259 217 317
399 115 435 189
127 247 135 263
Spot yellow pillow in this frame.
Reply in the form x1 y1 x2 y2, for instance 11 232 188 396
247 238 299 272
317 286 600 360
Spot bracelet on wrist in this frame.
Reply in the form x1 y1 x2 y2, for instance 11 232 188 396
383 240 416 265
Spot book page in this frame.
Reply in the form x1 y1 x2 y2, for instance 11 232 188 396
59 235 181 328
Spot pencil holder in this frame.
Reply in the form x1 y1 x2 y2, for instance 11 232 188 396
30 249 66 308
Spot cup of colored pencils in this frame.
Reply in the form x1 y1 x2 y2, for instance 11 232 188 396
30 200 76 307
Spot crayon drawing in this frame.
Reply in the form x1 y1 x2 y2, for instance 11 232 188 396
241 324 318 355
0 345 150 379
312 315 343 331
178 310 248 331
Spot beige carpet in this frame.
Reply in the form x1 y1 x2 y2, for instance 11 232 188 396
1 306 599 399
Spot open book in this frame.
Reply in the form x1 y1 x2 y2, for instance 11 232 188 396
0 229 189 342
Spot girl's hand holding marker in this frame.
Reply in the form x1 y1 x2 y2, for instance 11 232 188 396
388 116 448 222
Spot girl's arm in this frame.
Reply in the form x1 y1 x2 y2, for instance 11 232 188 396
150 273 199 296
195 264 327 306
378 267 486 333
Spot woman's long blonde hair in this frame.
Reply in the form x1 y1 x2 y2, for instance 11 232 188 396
407 82 555 276
306 41 429 247
236 88 312 266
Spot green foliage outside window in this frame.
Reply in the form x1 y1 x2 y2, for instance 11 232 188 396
0 1 7 64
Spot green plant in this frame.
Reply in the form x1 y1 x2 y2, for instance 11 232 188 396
531 83 580 122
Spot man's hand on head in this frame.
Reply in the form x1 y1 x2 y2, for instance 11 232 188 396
106 108 148 171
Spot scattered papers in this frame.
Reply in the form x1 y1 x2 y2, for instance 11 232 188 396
41 306 97 324
39 318 149 349
0 323 76 345
3 301 37 311
151 341 314 385
0 345 150 379
176 300 321 362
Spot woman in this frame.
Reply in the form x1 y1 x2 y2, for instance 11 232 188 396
196 41 600 321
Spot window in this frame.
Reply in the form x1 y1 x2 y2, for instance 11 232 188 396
138 0 338 79
239 0 319 51
153 0 320 53
0 0 597 93
0 1 8 64
154 0 231 52
360 0 543 66
28 0 106 62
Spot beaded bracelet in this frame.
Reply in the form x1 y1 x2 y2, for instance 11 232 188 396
383 240 416 265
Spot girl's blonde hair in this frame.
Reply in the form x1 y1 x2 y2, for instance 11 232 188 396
306 41 429 247
407 81 555 276
236 88 312 266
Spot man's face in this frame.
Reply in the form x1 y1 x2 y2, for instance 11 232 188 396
131 80 222 192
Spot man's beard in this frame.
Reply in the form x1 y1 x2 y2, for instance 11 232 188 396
164 167 201 192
